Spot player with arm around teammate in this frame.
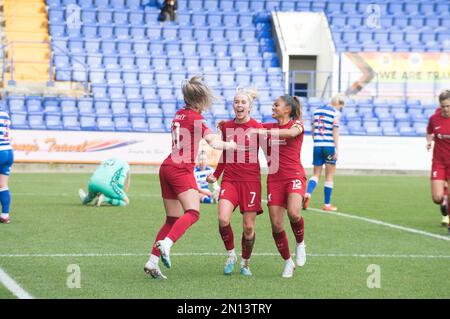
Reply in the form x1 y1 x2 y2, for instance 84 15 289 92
144 76 236 279
78 158 131 207
304 94 345 211
207 87 264 276
249 95 306 278
426 90 450 232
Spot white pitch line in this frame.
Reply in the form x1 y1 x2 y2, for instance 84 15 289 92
0 252 449 259
307 207 450 242
11 194 450 241
0 267 33 299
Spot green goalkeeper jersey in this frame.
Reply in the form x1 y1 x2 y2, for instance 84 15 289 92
89 158 130 199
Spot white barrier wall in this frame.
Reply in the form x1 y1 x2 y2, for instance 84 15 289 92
10 130 432 171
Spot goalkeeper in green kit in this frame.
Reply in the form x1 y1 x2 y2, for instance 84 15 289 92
78 158 131 207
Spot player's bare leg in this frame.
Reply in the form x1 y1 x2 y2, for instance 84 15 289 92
145 199 183 279
269 205 295 278
156 189 201 269
304 166 322 209
240 212 256 276
218 199 237 275
322 164 337 211
431 180 447 226
287 193 306 267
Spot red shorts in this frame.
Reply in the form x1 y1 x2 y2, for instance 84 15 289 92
431 161 450 181
159 164 198 200
219 181 263 214
267 177 306 208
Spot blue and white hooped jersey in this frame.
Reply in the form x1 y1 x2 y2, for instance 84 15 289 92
0 111 12 151
194 165 215 190
312 105 340 147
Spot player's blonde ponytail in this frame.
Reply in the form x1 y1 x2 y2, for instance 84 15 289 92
182 75 216 112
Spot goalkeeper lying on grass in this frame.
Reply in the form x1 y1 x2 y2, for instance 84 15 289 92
79 158 130 207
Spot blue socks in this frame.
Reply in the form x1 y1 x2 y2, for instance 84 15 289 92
0 187 11 215
201 196 213 204
324 182 333 205
306 176 318 196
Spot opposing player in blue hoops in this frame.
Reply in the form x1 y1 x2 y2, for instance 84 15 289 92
0 110 14 224
303 94 345 212
194 150 220 204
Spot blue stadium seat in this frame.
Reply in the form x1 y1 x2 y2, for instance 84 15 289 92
80 115 97 131
148 116 165 132
94 99 111 116
178 27 193 41
63 115 81 130
147 26 162 40
129 11 145 25
152 55 167 70
166 41 181 55
127 0 142 9
148 41 164 55
223 12 239 27
419 3 435 16
49 23 66 37
141 85 158 98
195 27 210 41
114 26 129 39
78 98 94 115
216 56 230 70
111 100 128 116
91 84 108 98
97 116 115 131
188 0 203 11
191 12 207 27
94 0 109 8
49 9 64 23
124 85 142 99
225 28 240 42
28 114 46 130
235 0 249 11
163 26 179 40
130 116 148 131
46 114 63 130
207 12 222 27
111 0 126 8
168 57 184 70
114 116 131 132
250 0 265 11
117 40 133 54
219 0 235 11
127 98 144 114
98 25 114 39
61 99 78 115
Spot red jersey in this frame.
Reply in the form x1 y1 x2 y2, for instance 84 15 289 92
263 120 306 182
213 118 263 182
427 111 450 165
162 108 212 170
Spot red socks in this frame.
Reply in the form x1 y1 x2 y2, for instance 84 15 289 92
241 233 255 260
290 217 305 243
272 231 291 260
166 209 200 243
219 224 235 251
151 216 179 256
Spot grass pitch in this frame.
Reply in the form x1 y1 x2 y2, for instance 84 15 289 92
0 173 449 299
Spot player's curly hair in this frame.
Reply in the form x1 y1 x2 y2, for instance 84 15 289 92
280 95 302 120
182 75 216 112
439 90 450 103
235 86 259 108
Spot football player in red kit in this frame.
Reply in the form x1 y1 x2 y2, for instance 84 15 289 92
426 90 450 232
207 87 264 276
249 95 306 278
144 76 236 279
